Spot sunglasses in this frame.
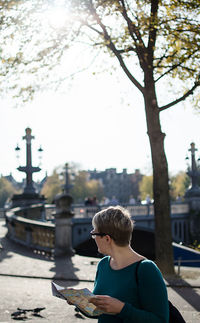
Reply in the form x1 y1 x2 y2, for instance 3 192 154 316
90 232 107 238
90 231 115 240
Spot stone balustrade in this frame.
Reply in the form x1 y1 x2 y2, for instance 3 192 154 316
3 201 193 256
5 205 55 255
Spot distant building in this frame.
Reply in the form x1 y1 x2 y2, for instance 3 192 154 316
89 168 143 204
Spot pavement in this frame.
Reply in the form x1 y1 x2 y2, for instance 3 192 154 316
0 219 200 323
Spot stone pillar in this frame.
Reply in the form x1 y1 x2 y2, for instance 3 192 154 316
54 193 75 257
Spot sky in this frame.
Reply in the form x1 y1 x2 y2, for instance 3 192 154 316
1 63 200 184
1 4 200 184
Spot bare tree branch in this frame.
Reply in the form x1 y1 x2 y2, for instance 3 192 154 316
155 51 198 82
119 0 148 70
159 80 200 112
154 50 178 68
85 1 144 93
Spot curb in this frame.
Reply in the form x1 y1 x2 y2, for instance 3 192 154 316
0 272 94 282
1 273 200 287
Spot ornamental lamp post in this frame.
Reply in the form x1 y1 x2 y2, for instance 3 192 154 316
185 142 200 198
12 128 45 207
184 143 200 244
17 127 41 195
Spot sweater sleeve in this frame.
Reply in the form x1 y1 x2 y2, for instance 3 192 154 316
118 261 169 323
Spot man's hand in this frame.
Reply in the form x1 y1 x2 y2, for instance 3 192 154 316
89 295 124 314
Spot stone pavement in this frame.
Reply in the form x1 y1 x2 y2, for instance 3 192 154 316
0 220 200 323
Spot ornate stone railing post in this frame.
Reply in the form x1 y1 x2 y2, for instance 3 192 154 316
54 164 74 256
54 193 75 256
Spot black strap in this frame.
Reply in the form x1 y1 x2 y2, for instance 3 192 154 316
135 259 144 284
135 259 144 309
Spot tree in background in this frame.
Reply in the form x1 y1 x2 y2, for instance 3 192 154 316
71 171 89 203
170 171 190 201
85 178 104 204
1 1 200 274
139 175 153 202
41 169 62 203
0 177 17 208
71 170 104 203
41 167 104 204
139 172 191 202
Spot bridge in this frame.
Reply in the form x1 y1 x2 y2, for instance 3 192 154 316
2 128 200 268
71 203 190 250
3 201 193 261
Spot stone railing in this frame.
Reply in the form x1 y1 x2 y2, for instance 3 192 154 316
4 201 191 256
72 202 189 218
0 208 5 219
72 204 153 218
5 205 55 254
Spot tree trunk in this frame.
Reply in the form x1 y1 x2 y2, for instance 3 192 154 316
143 74 175 275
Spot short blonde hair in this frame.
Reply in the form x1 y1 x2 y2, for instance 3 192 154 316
92 206 134 246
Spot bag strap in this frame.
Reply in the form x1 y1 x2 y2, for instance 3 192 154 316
135 259 144 285
135 260 144 308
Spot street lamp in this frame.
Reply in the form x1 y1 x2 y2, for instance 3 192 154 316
38 145 43 166
12 128 46 208
185 142 200 198
17 128 41 195
15 144 21 163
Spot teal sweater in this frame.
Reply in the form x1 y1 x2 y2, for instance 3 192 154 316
93 257 169 323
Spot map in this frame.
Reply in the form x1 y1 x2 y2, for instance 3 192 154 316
51 282 104 317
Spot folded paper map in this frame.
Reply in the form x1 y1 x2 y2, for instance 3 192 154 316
51 282 104 317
